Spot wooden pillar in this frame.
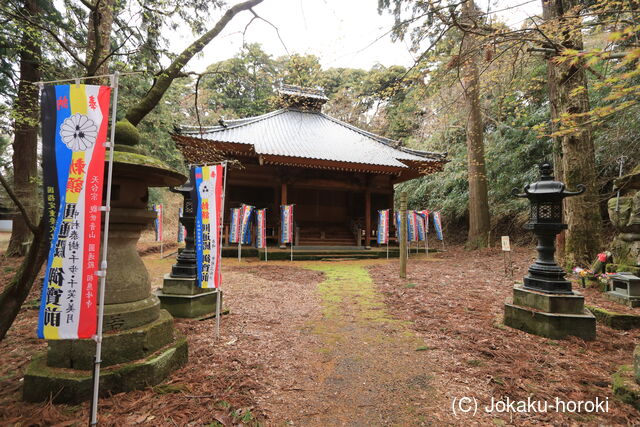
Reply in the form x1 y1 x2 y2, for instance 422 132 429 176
281 181 287 205
365 189 371 249
399 192 407 279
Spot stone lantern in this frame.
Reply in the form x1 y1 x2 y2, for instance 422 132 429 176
517 162 585 294
169 181 197 278
155 175 221 318
23 121 189 403
504 163 596 340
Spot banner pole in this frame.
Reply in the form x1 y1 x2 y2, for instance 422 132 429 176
238 242 241 262
386 241 389 260
426 233 429 256
90 71 119 426
215 161 228 340
160 205 163 259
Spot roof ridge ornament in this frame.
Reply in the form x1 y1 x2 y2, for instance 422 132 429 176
277 84 328 112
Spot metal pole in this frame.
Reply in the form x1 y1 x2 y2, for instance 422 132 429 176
399 192 407 278
90 71 119 426
238 242 241 262
160 206 163 259
426 232 429 256
215 161 228 340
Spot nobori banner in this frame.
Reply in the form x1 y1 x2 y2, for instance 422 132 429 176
255 209 267 249
415 211 426 241
153 204 163 242
229 207 241 244
239 204 254 245
280 204 294 244
38 84 111 340
377 209 389 244
192 165 223 288
407 211 419 242
433 211 444 241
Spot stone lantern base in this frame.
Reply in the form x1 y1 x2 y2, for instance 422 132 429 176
156 274 222 318
504 284 596 341
22 310 187 403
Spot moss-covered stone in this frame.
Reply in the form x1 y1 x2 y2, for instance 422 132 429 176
612 365 640 411
114 119 140 146
161 274 210 295
114 143 144 155
46 309 175 370
608 197 633 230
155 289 221 319
585 305 640 330
23 335 188 404
503 302 596 340
512 285 585 314
605 291 640 308
113 150 172 170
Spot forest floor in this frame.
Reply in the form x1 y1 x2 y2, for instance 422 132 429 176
1 246 640 425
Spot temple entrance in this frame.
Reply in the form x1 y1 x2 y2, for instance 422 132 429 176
290 188 357 246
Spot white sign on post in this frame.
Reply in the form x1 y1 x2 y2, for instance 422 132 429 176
501 236 511 252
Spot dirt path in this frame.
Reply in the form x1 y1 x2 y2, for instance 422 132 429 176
4 248 637 425
265 260 439 426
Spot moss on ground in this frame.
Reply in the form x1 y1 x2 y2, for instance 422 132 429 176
304 261 418 348
306 262 399 325
612 365 640 410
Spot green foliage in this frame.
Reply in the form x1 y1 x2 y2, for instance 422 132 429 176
117 74 190 171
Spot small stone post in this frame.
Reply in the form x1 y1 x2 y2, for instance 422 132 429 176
399 192 407 279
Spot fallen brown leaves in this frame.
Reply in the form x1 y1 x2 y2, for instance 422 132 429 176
369 246 640 425
0 259 324 426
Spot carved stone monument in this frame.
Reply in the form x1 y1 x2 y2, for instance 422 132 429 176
607 165 640 275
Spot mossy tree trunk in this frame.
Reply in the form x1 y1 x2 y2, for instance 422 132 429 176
6 0 41 257
543 0 601 266
461 0 490 249
543 1 566 261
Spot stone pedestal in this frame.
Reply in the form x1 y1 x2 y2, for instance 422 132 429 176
606 272 640 307
504 285 596 340
23 148 188 403
156 274 222 318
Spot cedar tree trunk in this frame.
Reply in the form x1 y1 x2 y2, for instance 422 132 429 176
542 0 601 266
461 0 490 249
6 0 41 257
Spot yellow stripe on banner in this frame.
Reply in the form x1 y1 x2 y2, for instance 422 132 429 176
69 84 88 115
43 256 63 339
